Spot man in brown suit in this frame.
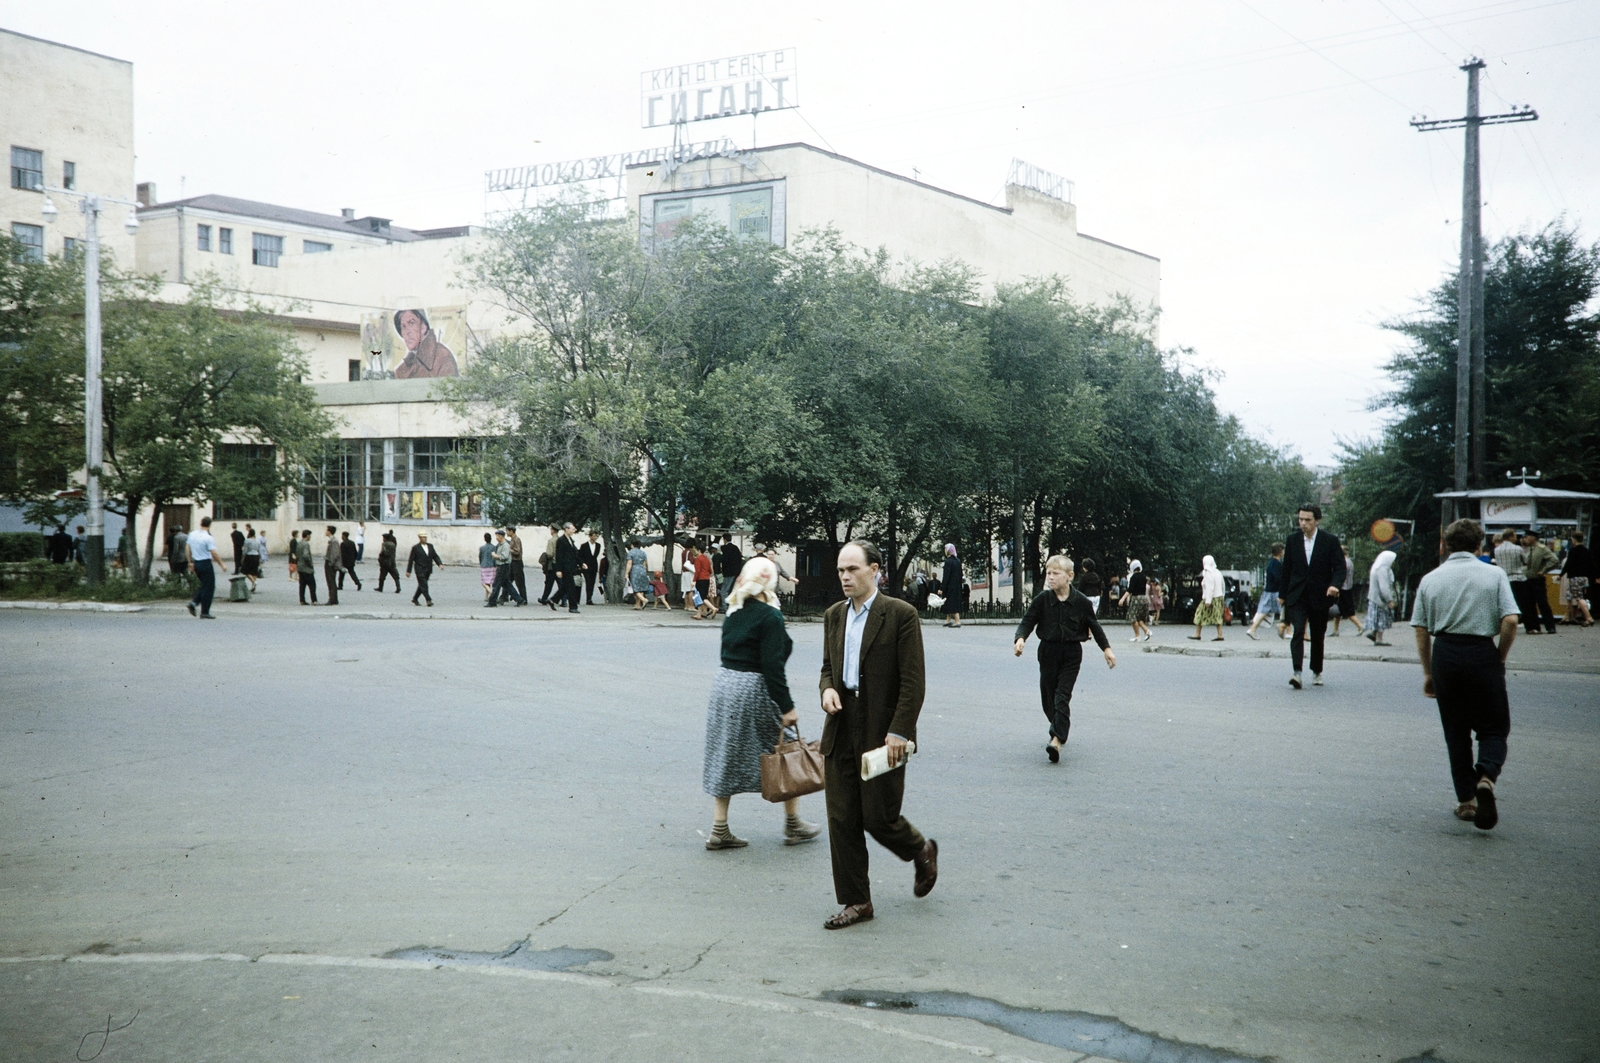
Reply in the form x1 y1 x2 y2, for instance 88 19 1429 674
818 540 938 930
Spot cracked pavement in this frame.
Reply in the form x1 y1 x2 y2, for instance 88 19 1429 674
2 607 1597 1061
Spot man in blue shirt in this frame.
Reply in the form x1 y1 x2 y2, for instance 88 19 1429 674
184 516 223 619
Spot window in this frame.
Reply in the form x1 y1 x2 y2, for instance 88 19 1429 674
303 240 332 254
300 440 382 521
10 147 43 191
196 224 211 252
62 161 76 190
252 233 283 267
218 228 233 255
11 223 44 261
348 359 362 382
214 443 278 520
62 237 81 258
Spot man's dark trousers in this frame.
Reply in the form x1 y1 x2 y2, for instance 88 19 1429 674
489 564 523 606
539 567 557 604
510 559 528 604
378 559 400 592
584 568 598 605
299 568 318 604
558 571 580 612
324 562 340 605
1431 634 1510 802
1519 577 1556 634
189 559 217 616
412 575 431 605
824 689 926 906
1285 602 1330 674
1038 641 1083 742
341 562 362 591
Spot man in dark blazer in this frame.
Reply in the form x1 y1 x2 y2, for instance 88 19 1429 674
578 531 602 605
552 522 581 613
818 540 938 930
1279 503 1344 689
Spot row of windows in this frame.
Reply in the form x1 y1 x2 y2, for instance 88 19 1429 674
192 225 329 265
10 147 74 192
298 439 485 522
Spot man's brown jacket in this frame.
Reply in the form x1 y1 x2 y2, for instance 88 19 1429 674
818 594 926 756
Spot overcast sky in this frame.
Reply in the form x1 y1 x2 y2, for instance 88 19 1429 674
11 0 1596 466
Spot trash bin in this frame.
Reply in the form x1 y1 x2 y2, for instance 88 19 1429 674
228 574 252 602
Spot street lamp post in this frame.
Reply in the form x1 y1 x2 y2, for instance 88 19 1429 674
41 188 140 586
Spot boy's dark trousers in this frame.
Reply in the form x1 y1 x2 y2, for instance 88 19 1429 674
1038 640 1083 742
378 560 401 592
299 569 318 604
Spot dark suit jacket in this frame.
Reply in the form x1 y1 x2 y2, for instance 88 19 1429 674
577 542 600 571
818 594 926 756
555 534 579 574
1279 528 1344 609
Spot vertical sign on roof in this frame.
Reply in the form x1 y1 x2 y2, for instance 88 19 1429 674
641 49 798 128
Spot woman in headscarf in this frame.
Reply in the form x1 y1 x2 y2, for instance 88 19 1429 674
1116 559 1151 642
941 544 964 628
1364 549 1398 646
701 557 820 850
1190 555 1227 641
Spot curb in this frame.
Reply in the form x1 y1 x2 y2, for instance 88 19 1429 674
0 601 147 613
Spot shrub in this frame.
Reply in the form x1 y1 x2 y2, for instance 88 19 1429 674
0 533 46 562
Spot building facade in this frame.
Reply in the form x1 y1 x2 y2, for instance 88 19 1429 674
0 28 135 265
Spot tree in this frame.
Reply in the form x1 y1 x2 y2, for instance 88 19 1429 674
1330 221 1600 559
449 199 682 603
0 244 334 580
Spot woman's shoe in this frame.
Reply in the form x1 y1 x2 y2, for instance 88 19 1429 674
705 829 748 850
1186 635 1201 640
1046 743 1060 763
784 819 821 845
1246 630 1259 640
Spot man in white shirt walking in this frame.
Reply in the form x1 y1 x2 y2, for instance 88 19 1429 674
1413 518 1521 831
184 516 223 619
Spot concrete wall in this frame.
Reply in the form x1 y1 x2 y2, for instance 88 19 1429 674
0 29 136 264
628 143 1160 317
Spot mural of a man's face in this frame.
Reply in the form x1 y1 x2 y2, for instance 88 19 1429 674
398 311 427 351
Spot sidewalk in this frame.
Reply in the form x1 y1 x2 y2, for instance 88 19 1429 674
1129 613 1600 675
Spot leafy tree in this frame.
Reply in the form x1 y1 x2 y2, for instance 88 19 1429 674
0 243 335 580
1330 221 1600 563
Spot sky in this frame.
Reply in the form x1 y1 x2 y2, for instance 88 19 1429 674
8 0 1596 467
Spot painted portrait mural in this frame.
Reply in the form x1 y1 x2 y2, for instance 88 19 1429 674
360 306 466 379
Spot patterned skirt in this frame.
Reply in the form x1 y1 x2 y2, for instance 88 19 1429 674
1366 598 1393 633
1565 576 1589 604
702 668 785 798
480 566 496 587
1194 595 1226 626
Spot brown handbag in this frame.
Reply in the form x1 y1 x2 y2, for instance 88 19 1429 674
760 721 826 803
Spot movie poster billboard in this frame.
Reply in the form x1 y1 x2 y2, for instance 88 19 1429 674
359 306 467 379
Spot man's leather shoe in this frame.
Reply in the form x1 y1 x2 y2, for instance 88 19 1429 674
913 839 938 897
823 903 873 929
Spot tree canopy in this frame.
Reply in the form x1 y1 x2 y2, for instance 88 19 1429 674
0 238 335 579
448 203 1311 604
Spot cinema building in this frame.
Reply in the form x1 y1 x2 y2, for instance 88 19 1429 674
127 143 1159 564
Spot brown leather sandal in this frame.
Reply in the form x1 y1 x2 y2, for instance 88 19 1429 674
823 903 874 929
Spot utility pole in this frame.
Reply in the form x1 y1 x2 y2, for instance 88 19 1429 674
40 188 141 586
1411 59 1536 494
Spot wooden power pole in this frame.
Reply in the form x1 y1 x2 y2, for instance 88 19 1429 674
1412 59 1536 493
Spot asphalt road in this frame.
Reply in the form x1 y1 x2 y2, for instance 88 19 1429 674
2 608 1596 1063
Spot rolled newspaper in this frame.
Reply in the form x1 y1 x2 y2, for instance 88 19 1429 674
860 741 916 781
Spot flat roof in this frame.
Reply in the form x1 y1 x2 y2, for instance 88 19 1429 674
0 27 132 66
137 194 468 243
628 141 1158 262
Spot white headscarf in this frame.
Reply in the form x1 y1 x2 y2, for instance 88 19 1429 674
726 557 780 615
1369 550 1397 601
945 543 957 557
1127 559 1142 578
1200 555 1224 600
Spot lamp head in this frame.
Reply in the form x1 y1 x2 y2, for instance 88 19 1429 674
41 196 58 224
124 212 140 236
